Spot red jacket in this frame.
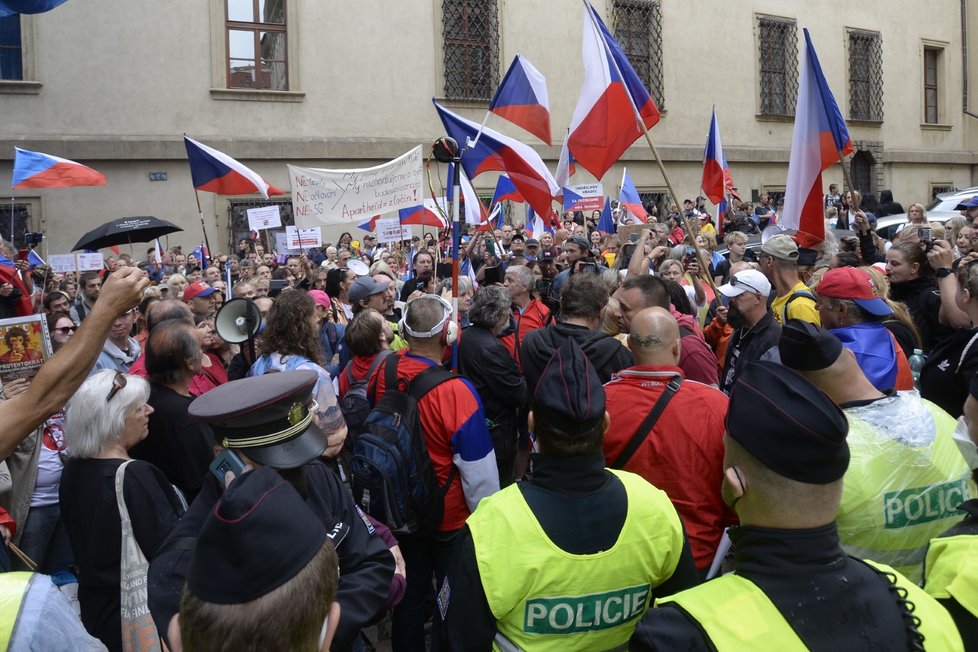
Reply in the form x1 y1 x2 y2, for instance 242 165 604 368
603 365 736 570
501 298 550 365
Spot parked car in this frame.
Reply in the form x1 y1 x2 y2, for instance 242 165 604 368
874 186 977 241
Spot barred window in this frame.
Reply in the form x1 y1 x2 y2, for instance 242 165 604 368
442 0 499 101
226 0 288 91
848 30 883 122
757 16 798 117
612 0 664 109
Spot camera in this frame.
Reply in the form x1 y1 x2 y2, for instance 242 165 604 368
24 232 43 247
919 227 935 251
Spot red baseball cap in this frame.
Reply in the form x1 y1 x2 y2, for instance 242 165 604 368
817 267 892 317
183 281 216 302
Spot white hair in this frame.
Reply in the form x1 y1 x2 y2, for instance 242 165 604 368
65 370 150 458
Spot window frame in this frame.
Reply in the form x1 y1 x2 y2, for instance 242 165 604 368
0 14 40 94
920 41 950 128
846 28 884 124
441 0 500 103
611 0 664 111
756 15 799 119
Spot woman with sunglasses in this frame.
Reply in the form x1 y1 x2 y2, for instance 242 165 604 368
59 370 185 651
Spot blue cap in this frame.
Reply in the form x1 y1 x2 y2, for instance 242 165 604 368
955 196 978 210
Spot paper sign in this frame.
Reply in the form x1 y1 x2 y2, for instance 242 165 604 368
285 226 323 250
48 254 76 273
273 231 293 255
247 205 282 230
76 253 105 271
289 146 425 227
564 183 605 212
376 218 411 244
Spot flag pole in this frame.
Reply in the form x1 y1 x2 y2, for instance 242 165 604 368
192 189 214 266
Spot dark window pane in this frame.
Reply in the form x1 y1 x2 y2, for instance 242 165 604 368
258 0 285 24
0 15 22 81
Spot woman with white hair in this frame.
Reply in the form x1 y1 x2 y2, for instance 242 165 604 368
59 371 185 652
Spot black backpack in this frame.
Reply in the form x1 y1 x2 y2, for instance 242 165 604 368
338 350 393 442
348 355 457 536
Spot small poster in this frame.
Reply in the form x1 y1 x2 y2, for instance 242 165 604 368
0 314 52 385
377 218 411 244
286 226 323 250
49 254 77 273
76 253 105 271
247 205 282 230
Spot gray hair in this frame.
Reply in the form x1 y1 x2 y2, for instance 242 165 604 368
469 285 512 329
505 265 534 293
65 371 151 458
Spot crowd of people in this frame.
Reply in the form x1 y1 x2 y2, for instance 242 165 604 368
0 187 976 650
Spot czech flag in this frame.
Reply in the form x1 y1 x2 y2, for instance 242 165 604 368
184 136 285 199
476 203 505 233
527 207 553 240
555 132 577 191
26 249 45 269
568 2 660 181
399 202 448 229
562 186 587 211
596 197 616 234
491 174 523 205
489 54 552 145
358 215 381 232
460 170 489 226
702 109 735 205
780 29 853 248
191 242 209 269
433 101 559 224
619 168 647 221
12 148 105 189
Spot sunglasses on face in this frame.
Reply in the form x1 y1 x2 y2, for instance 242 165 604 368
54 326 77 335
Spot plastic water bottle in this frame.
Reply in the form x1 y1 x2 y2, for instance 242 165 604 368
908 348 926 389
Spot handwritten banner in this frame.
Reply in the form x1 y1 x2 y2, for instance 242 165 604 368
289 146 424 227
247 205 282 230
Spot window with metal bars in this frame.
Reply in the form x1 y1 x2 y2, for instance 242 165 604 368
228 199 294 251
612 0 664 110
226 0 288 91
0 15 22 81
848 30 883 122
924 47 941 124
442 0 499 101
757 16 798 117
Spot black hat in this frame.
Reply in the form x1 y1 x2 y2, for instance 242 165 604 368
510 232 526 242
779 319 845 371
797 247 819 267
727 361 849 484
189 370 326 469
187 466 327 604
533 338 606 432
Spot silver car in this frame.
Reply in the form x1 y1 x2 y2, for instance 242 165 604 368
874 186 978 241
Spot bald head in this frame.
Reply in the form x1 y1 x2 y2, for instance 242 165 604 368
627 307 681 366
147 299 194 331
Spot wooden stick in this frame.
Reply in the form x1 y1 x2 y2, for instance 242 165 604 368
7 541 37 570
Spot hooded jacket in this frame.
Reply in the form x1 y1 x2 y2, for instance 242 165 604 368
521 322 633 400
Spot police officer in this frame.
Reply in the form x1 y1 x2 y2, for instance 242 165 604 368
630 361 964 651
442 339 698 651
147 370 394 652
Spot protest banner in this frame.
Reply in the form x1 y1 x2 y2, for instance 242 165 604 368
0 315 51 385
289 146 425 227
247 205 282 230
376 218 411 244
286 226 322 250
563 183 605 212
49 254 76 274
76 253 105 271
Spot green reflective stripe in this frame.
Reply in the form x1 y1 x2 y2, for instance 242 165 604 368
924 535 978 618
0 572 30 648
883 480 970 529
522 585 650 635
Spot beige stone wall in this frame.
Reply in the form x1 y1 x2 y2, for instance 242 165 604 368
1 0 976 254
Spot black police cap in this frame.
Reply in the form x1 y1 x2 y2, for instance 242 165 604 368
779 319 844 371
533 338 606 432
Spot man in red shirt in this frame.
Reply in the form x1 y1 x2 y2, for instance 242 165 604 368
501 265 550 364
367 294 499 651
604 306 735 572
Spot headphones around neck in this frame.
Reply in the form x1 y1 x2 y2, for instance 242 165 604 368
399 294 457 346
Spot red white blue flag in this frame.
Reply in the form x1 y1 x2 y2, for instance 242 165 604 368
555 132 577 194
781 29 853 248
619 168 647 221
184 136 284 199
568 2 660 180
12 148 105 189
491 174 523 205
434 101 558 221
701 109 735 205
489 54 551 145
596 197 616 234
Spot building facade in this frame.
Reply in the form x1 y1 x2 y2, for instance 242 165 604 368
1 0 976 256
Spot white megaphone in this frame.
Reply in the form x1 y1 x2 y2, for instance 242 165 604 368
761 223 788 245
215 298 262 343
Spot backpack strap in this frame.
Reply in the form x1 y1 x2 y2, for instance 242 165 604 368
370 353 401 404
407 364 461 492
781 290 817 322
611 375 683 469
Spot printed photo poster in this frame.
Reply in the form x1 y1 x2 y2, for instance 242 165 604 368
0 314 52 385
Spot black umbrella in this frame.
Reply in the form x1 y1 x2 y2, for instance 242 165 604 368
72 216 183 251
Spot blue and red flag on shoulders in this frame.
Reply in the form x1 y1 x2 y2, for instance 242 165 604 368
184 136 284 199
619 168 647 221
433 101 558 222
780 28 853 249
489 54 552 145
567 2 660 181
12 148 105 189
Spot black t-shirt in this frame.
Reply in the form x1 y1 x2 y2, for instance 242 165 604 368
129 384 214 502
60 458 184 652
919 328 978 418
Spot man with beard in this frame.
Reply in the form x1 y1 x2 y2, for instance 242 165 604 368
717 269 781 394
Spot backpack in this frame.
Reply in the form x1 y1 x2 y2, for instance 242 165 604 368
348 355 458 536
338 350 393 441
780 290 817 323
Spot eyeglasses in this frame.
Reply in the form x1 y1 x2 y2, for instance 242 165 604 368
731 275 762 294
54 326 77 335
106 371 127 403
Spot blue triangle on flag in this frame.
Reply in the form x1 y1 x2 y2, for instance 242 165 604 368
562 187 585 210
